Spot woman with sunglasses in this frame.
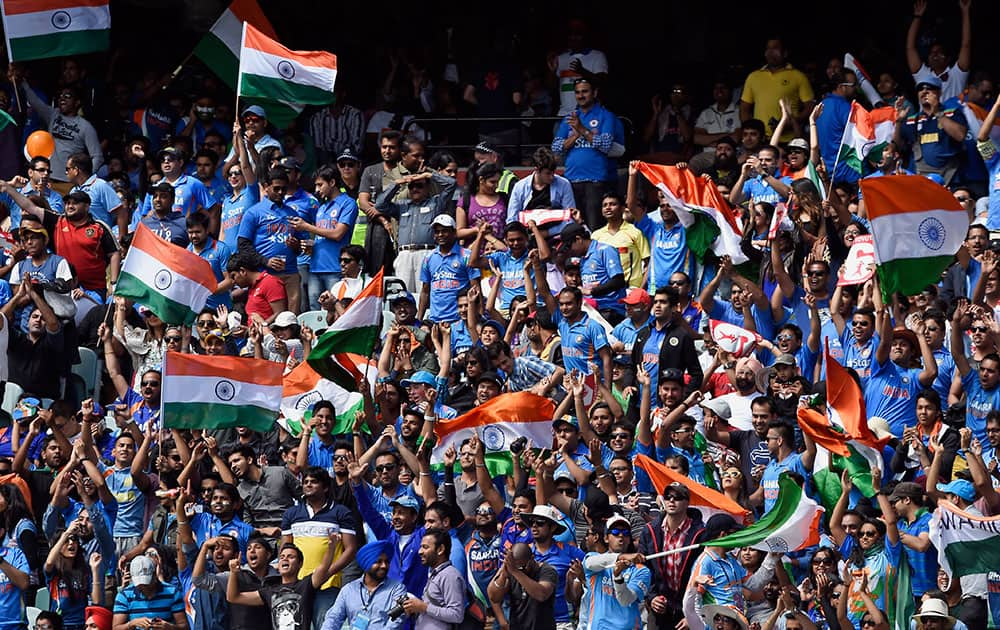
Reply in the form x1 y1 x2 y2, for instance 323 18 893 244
219 122 260 251
113 296 167 389
44 522 103 629
799 549 843 630
720 467 748 506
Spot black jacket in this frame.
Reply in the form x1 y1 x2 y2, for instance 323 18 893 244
638 508 706 609
627 317 703 421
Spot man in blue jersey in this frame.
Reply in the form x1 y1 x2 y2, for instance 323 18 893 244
559 222 627 324
66 152 123 235
831 290 880 385
951 300 1000 445
238 169 306 315
418 215 480 323
749 421 814 514
140 183 188 246
580 513 650 630
469 220 551 313
187 213 233 310
3 156 63 229
137 146 215 223
864 318 938 437
536 265 613 388
729 145 792 206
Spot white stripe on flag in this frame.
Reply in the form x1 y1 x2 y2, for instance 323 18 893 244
5 6 110 37
210 8 243 57
123 245 213 308
241 48 337 88
327 295 381 332
163 375 282 407
869 209 967 263
432 421 551 465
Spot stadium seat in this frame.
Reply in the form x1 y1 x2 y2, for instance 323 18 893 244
298 310 328 332
34 588 50 611
71 347 101 400
1 382 23 417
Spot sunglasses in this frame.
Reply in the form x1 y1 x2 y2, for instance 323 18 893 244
141 380 160 387
721 471 742 479
812 556 833 564
338 162 358 168
228 171 243 178
806 270 827 278
333 454 349 461
971 326 989 333
859 530 879 539
610 432 630 440
374 464 397 473
196 320 215 327
339 257 356 264
663 494 687 502
608 527 631 537
851 321 871 327
165 336 183 343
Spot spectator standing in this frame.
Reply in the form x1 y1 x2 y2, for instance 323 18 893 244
906 0 972 101
65 153 124 234
551 79 621 230
401 528 466 630
579 514 651 630
693 81 742 153
895 75 967 184
219 122 260 251
740 39 815 142
358 130 402 275
308 89 364 164
506 147 577 222
487 542 557 630
814 71 860 184
551 19 609 117
591 192 649 289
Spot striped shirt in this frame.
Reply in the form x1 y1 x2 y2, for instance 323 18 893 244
307 105 364 155
113 582 184 622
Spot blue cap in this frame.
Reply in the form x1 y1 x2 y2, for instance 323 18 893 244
12 397 39 421
915 74 943 91
389 495 420 512
552 414 579 430
241 105 267 119
390 291 416 306
401 370 437 388
937 479 976 502
481 319 506 336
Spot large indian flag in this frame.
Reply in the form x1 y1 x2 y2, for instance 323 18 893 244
280 357 375 437
837 102 896 175
433 393 556 477
193 0 276 90
237 23 336 127
162 352 283 432
114 224 218 325
635 162 747 271
861 175 968 299
706 474 822 553
307 269 383 390
1 0 110 62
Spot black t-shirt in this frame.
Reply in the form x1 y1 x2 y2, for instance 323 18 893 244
259 576 316 630
9 328 66 398
524 184 552 211
509 561 558 630
730 429 769 494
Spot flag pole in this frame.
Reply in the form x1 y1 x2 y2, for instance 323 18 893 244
825 100 853 198
645 543 701 560
235 21 248 118
164 50 197 90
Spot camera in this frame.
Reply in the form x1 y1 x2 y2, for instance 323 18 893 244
510 436 527 455
388 595 409 620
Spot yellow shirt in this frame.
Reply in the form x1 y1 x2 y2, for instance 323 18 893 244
741 64 815 141
591 222 650 287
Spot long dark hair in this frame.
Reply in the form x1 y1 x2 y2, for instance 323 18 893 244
50 527 88 604
466 162 500 199
0 485 33 537
847 518 886 568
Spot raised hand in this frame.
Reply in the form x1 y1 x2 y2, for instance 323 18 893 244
443 445 457 470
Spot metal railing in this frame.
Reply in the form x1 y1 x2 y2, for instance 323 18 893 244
402 114 635 165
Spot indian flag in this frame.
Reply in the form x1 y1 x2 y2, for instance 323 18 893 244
433 392 556 477
862 175 968 299
115 224 218 325
280 358 375 437
307 269 383 390
237 23 336 127
1 0 110 62
162 352 283 432
193 0 276 90
800 344 888 514
837 102 896 176
635 162 746 267
930 501 1000 587
635 454 751 524
705 474 822 553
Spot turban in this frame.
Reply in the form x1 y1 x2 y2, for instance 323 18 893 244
356 540 393 572
86 607 113 630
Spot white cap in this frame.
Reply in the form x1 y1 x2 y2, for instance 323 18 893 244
130 555 156 586
271 311 298 328
431 214 457 229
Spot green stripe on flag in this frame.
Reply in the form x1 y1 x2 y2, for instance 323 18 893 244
194 35 239 89
10 30 109 62
163 402 277 432
431 452 513 478
685 214 720 262
240 74 335 106
239 98 303 129
703 474 801 549
943 539 1000 579
837 145 863 176
307 325 380 390
0 109 16 132
877 255 955 301
283 398 366 438
115 272 197 325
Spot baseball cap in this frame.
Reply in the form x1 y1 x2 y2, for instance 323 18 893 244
613 354 631 366
19 225 48 239
552 414 580 430
63 190 90 204
130 555 156 586
937 479 975 502
703 513 744 541
241 105 268 119
157 146 183 162
699 397 732 421
606 514 631 532
431 214 457 229
390 291 416 306
389 495 420 512
150 182 175 196
278 156 301 171
662 482 690 501
772 353 797 367
787 138 809 152
401 370 437 388
560 222 589 245
476 371 505 387
619 287 652 306
336 148 360 163
660 367 685 384
271 311 299 328
915 74 943 91
888 481 923 503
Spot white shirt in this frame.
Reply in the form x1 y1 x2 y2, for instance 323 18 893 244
913 63 968 102
556 49 609 115
717 391 764 431
694 104 741 152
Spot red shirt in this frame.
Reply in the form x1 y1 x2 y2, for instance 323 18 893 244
246 271 286 321
53 216 117 291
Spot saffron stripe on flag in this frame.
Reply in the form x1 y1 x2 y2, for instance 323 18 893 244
243 23 337 68
3 0 107 13
129 225 218 289
166 354 279 379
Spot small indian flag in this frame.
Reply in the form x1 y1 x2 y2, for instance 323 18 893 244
862 175 968 299
307 269 383 390
115 224 218 325
194 0 276 90
1 0 110 62
837 102 896 175
280 358 375 437
635 454 751 523
237 22 336 118
162 352 283 431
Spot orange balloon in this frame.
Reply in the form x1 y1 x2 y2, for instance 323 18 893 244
25 130 55 159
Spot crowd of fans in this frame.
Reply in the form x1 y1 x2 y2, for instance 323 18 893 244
0 3 999 630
